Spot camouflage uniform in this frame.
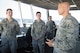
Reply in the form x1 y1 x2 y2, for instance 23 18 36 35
46 20 56 39
0 18 20 53
31 20 46 53
45 20 56 53
54 13 79 53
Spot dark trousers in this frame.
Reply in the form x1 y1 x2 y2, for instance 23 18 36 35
45 31 54 53
45 44 53 53
32 38 44 53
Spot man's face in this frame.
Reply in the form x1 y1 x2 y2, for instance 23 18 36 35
36 13 41 20
58 4 64 15
6 10 13 17
48 17 52 21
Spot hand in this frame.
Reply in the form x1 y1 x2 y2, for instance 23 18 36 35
45 39 54 47
34 37 40 40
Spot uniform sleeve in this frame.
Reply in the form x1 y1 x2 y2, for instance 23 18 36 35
45 22 48 32
53 21 56 31
0 22 3 33
60 20 76 40
15 22 21 35
61 20 78 48
53 21 56 28
39 22 46 38
66 20 78 43
31 24 36 38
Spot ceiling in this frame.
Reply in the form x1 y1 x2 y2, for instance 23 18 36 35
15 0 80 10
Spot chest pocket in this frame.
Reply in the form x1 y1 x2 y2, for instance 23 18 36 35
34 23 43 32
2 22 16 31
60 20 67 29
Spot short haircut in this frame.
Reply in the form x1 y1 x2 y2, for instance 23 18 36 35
49 16 52 18
6 8 13 12
59 2 70 7
36 11 41 15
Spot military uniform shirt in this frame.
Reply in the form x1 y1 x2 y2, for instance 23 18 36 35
0 18 20 39
46 20 56 33
54 13 79 50
31 19 45 39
